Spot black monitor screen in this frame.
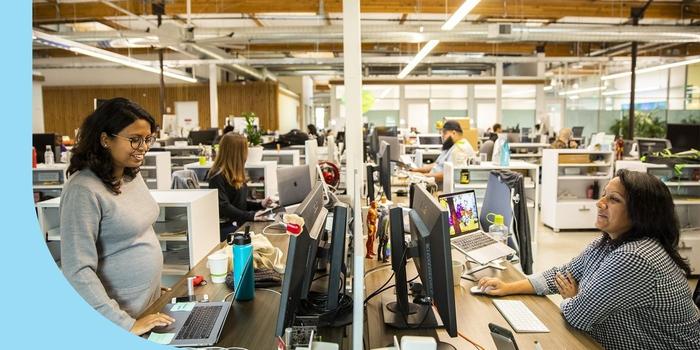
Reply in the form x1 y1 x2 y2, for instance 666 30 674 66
667 123 700 153
409 185 457 337
419 135 442 145
188 129 218 145
378 141 392 200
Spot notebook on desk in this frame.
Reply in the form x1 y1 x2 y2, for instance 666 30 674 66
148 300 231 347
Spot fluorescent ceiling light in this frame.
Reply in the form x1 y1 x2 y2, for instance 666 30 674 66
601 86 662 96
601 56 700 81
33 30 198 83
441 0 482 31
558 86 605 96
397 40 440 79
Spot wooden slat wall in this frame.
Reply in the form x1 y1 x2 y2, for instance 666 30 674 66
42 81 279 137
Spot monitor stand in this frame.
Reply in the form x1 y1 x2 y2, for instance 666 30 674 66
381 294 442 330
460 258 507 282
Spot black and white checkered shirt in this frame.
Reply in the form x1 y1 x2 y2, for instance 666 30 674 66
528 236 700 350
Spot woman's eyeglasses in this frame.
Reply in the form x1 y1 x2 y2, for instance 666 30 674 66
111 134 156 150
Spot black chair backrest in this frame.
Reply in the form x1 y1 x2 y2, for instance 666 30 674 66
693 281 700 309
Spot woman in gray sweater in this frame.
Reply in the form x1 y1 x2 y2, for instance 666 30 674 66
60 98 175 335
478 170 700 349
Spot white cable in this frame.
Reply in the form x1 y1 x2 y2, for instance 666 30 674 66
262 222 287 236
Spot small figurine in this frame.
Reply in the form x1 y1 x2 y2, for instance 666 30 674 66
365 201 378 259
615 135 625 161
376 207 390 262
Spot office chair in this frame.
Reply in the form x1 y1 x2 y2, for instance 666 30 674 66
693 280 700 309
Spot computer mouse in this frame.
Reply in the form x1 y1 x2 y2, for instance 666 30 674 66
470 285 494 295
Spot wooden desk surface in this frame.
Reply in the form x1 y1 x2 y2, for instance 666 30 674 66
141 221 322 350
363 257 602 350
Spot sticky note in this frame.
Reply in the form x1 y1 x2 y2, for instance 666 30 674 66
147 332 175 345
170 302 196 312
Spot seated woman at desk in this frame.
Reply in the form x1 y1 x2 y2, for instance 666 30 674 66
208 133 273 241
478 170 700 349
61 97 175 336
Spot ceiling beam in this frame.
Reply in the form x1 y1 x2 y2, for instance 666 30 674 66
33 1 700 22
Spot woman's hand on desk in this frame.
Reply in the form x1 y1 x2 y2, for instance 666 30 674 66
477 277 510 296
261 196 275 208
130 313 176 336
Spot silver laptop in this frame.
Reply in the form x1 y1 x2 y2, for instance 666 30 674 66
438 190 515 265
149 300 231 347
277 164 312 207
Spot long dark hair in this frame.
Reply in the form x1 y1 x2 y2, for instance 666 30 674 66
605 169 691 275
67 98 156 194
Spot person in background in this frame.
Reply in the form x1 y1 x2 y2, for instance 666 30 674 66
307 124 324 146
213 124 234 145
61 97 175 336
489 123 502 142
478 170 700 349
208 133 274 241
411 120 475 183
551 127 578 149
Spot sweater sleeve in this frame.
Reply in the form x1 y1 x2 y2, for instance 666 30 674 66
209 176 256 224
527 236 602 295
60 184 136 331
559 252 655 331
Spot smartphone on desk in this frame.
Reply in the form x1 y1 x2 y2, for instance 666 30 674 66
489 323 519 350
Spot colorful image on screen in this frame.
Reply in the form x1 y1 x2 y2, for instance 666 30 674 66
439 192 480 236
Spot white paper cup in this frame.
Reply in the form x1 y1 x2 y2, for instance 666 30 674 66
207 253 229 284
452 260 464 286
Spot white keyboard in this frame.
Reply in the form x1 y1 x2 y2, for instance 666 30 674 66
492 300 550 333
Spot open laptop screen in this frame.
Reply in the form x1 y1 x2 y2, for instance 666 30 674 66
438 190 480 237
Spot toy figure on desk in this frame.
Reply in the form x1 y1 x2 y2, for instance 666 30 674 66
376 206 390 262
614 136 625 160
365 201 378 259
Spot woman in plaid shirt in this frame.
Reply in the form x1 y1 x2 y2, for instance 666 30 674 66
479 170 700 349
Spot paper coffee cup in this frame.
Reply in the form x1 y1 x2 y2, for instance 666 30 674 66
207 253 229 284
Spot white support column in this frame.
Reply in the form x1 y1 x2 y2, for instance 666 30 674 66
209 64 219 129
399 85 407 128
495 62 503 124
467 84 475 127
330 85 339 129
343 1 364 348
535 53 546 130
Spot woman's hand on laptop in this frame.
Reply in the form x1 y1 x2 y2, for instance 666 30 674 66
130 312 176 335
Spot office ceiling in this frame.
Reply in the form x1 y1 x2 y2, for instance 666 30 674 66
32 0 700 83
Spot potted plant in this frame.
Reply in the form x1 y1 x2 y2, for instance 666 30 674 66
243 112 264 163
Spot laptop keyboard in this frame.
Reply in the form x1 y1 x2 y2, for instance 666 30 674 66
174 305 222 340
453 232 497 252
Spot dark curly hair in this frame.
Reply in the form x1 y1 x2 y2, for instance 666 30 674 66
602 169 691 275
67 98 157 194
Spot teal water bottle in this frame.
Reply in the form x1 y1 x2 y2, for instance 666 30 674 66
231 226 255 301
500 139 510 166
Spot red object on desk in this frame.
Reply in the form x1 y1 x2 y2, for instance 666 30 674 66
286 223 302 236
192 275 206 286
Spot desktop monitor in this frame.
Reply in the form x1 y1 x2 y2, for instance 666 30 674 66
634 137 671 156
188 129 218 145
326 203 349 310
33 133 61 164
378 136 401 162
305 139 319 187
383 184 457 337
275 182 325 337
418 134 442 146
277 165 312 207
666 123 700 153
378 141 392 201
572 126 584 138
370 126 398 161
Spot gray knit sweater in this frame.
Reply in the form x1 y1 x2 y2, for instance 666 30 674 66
60 169 162 331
